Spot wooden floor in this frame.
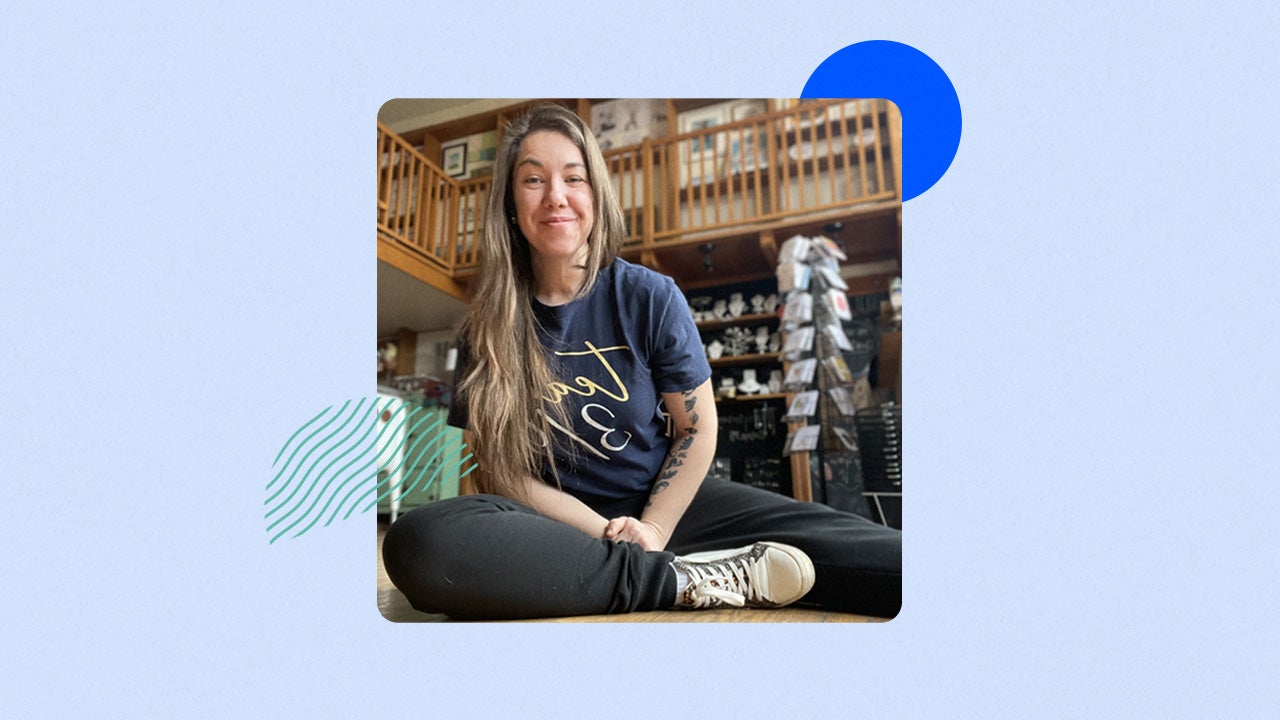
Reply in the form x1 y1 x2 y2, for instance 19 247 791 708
377 523 884 624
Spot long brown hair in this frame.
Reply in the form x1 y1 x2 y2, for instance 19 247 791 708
458 103 627 502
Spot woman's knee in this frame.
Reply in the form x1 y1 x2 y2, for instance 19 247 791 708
384 494 510 561
381 494 521 610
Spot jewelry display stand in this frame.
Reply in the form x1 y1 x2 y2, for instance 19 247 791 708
688 276 790 495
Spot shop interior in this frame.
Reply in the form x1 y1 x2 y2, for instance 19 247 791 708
375 98 902 622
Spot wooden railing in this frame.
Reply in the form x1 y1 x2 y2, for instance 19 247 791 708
377 99 899 276
377 122 457 270
601 142 651 249
653 99 897 240
453 177 488 268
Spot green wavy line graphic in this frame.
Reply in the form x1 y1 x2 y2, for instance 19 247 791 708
362 415 445 504
266 399 368 521
266 396 473 543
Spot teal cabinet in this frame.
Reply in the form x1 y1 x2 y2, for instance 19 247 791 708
377 404 465 517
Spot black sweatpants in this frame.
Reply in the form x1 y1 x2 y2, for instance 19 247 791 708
381 478 901 620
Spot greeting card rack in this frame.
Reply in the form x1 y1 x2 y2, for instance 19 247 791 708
776 235 898 524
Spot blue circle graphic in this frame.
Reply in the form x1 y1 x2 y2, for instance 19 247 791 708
802 40 961 201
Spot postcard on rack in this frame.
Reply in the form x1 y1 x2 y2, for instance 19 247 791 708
812 235 848 261
783 357 818 389
786 425 822 454
822 322 853 351
824 288 853 321
781 291 813 326
833 425 859 451
826 386 857 416
778 234 812 264
782 390 819 422
815 264 848 291
823 354 855 384
781 325 815 360
776 262 811 294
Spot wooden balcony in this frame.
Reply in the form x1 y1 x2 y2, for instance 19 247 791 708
377 99 901 296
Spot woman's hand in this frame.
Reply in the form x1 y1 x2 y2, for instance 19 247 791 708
603 516 668 551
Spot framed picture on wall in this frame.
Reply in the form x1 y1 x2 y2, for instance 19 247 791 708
678 104 727 188
723 130 769 177
729 99 767 122
722 99 769 177
441 142 468 178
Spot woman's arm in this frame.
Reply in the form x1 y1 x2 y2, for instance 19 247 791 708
520 475 610 539
605 378 718 551
462 430 610 539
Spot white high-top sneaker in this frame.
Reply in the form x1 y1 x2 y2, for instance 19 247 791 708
671 542 815 609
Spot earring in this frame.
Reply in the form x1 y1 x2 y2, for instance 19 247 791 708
509 216 517 225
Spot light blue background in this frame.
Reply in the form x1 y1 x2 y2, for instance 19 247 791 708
3 2 1278 717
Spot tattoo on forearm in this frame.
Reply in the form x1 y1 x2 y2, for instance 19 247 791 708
648 390 703 507
684 390 699 431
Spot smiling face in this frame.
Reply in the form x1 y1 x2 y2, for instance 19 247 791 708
512 130 595 269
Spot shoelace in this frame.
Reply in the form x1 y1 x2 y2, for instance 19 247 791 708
683 553 769 608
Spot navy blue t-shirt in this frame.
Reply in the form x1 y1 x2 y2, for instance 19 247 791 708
448 259 711 503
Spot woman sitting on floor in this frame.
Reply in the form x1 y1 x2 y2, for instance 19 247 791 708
382 103 901 620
